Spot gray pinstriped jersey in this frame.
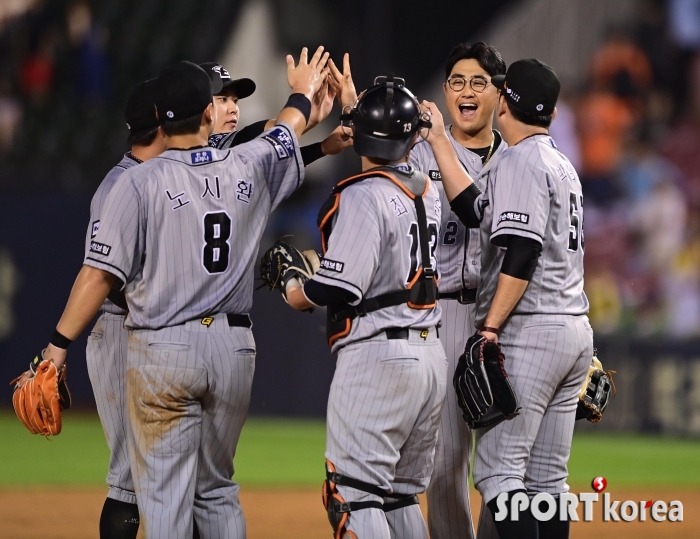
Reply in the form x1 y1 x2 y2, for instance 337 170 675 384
474 134 589 326
84 153 141 315
84 123 303 329
409 129 507 293
311 167 443 353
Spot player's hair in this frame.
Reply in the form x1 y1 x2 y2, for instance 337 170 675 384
128 126 159 147
444 42 506 79
505 100 554 128
160 112 204 137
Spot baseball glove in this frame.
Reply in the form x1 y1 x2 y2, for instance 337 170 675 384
576 350 615 423
453 333 519 429
11 352 71 437
260 239 321 302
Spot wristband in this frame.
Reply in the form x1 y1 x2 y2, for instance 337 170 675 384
285 93 312 123
481 326 500 335
50 329 73 350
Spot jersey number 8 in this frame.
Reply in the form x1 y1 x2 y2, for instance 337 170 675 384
202 211 232 273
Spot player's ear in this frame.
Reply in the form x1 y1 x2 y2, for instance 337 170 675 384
497 94 507 118
551 107 558 122
204 102 215 124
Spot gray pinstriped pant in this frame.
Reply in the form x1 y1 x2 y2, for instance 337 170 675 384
125 313 255 539
326 328 447 539
473 314 593 506
86 312 136 504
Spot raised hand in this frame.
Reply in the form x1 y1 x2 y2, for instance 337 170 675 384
286 46 331 100
320 125 353 155
419 100 447 142
329 53 357 109
306 76 337 131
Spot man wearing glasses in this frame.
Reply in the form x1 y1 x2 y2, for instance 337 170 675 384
409 42 506 539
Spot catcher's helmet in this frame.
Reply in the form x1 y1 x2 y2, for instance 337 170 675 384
342 75 431 161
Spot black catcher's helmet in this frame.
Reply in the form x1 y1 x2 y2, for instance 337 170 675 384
342 75 431 161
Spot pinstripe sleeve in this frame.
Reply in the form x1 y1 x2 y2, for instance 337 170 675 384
311 184 380 301
83 173 143 287
232 122 304 210
490 150 549 246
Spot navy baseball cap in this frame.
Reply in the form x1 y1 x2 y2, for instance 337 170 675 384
154 61 223 122
124 79 158 133
492 59 560 116
199 62 256 99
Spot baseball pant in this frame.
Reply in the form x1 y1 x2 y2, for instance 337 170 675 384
86 312 136 504
473 314 593 505
427 299 476 539
125 313 255 539
326 328 447 539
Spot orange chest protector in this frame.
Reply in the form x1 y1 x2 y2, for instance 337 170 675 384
316 166 438 348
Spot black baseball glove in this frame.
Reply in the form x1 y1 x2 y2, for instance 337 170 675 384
576 350 615 422
259 239 321 302
453 333 519 429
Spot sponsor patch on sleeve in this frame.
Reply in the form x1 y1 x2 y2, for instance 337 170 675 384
319 258 344 273
263 127 295 160
428 170 442 181
91 220 100 238
191 150 213 164
498 211 529 224
89 241 112 256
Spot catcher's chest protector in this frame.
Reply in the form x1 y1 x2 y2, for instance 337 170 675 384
316 166 438 348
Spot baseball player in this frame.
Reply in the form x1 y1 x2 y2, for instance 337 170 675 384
202 61 351 162
281 74 447 539
408 42 506 539
37 48 331 539
422 59 592 539
84 78 165 539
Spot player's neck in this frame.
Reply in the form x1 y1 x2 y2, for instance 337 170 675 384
165 131 209 151
504 124 548 147
130 144 161 162
361 156 408 171
449 123 494 149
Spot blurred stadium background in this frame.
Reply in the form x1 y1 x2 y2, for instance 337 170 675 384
1 0 699 537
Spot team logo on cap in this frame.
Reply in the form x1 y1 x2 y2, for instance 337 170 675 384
211 65 231 81
167 111 174 118
536 104 544 111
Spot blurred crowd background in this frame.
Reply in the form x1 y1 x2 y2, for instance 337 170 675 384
1 0 700 415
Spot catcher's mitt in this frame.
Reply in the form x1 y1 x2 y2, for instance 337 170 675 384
11 353 71 437
453 333 519 429
260 239 321 301
576 349 615 423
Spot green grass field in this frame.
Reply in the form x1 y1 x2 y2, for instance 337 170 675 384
1 411 698 489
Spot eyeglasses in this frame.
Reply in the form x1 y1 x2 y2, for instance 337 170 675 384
446 76 490 93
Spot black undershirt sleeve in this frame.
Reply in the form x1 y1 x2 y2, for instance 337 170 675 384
449 183 482 228
228 119 269 147
303 279 358 308
300 142 325 166
500 235 542 281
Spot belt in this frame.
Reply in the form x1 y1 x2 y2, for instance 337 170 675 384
438 287 477 304
385 327 438 340
226 314 252 328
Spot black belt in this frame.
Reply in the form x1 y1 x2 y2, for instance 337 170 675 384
385 327 438 340
438 288 477 304
226 314 252 328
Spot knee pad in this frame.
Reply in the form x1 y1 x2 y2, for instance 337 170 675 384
322 460 385 539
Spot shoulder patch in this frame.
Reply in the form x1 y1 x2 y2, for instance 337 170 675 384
428 170 442 181
263 127 295 160
89 241 112 256
498 211 529 224
191 150 213 164
319 258 344 273
91 220 100 238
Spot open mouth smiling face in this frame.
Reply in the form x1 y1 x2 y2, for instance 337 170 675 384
444 58 498 136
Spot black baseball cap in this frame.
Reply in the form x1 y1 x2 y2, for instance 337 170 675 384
491 59 560 116
200 62 256 99
154 61 223 122
124 79 158 134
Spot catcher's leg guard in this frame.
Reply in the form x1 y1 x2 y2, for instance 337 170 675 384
322 460 386 539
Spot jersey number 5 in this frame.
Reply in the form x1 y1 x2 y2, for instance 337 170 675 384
568 193 584 252
202 211 232 273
